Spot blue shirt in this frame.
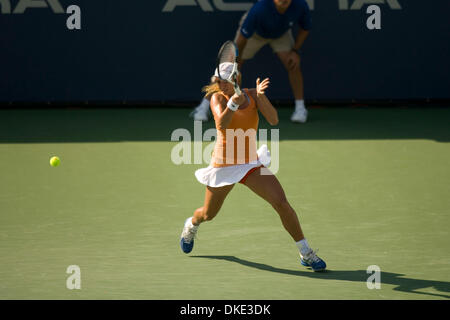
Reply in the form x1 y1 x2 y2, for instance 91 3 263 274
240 0 312 39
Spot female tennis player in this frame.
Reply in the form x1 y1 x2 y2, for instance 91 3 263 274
180 63 326 271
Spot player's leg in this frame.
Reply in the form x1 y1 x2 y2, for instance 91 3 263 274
271 31 308 123
242 168 326 271
180 184 234 253
242 167 304 241
192 184 234 225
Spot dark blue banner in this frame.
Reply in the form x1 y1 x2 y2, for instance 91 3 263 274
0 0 449 102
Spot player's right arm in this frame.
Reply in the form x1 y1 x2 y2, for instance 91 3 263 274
210 92 245 130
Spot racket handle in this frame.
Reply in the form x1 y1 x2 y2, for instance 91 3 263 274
235 86 241 95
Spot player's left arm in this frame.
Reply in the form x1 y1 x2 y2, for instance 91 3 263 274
250 78 278 126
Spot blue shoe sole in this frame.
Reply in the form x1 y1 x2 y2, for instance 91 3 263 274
311 265 326 272
301 259 326 272
180 238 194 254
300 259 310 267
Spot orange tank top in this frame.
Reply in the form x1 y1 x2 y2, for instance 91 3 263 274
211 89 259 168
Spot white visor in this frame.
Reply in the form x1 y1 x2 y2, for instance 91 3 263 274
214 62 238 81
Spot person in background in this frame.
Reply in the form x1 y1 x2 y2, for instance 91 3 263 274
191 0 312 124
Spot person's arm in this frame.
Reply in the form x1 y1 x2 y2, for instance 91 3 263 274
250 78 278 126
293 28 309 51
286 29 309 70
235 32 248 68
294 0 312 51
286 1 312 69
236 6 257 67
211 92 247 130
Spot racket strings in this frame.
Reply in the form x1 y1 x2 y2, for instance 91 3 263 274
219 45 236 64
218 42 237 81
217 41 241 95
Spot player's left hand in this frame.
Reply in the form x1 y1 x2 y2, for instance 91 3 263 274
256 77 270 97
287 51 300 70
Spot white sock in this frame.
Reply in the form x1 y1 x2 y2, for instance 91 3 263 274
296 238 311 255
188 217 199 229
295 99 306 111
197 98 210 111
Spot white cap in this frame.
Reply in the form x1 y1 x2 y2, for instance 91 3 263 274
214 62 237 81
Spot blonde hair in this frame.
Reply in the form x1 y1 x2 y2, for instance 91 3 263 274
202 76 221 97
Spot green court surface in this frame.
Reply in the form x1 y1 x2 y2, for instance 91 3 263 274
0 107 449 300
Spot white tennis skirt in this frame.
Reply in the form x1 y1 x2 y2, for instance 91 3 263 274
195 144 271 187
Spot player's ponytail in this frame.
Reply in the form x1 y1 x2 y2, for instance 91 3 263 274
202 76 221 97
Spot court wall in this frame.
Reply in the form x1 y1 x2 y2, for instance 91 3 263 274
0 0 449 102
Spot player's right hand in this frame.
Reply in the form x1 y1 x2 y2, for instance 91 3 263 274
231 91 246 106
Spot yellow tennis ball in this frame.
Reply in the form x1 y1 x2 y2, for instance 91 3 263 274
50 156 60 167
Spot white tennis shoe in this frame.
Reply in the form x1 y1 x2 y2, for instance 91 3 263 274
300 248 326 272
190 104 210 122
180 218 198 254
291 107 308 123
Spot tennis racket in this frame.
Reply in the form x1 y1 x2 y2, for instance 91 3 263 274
216 40 241 95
